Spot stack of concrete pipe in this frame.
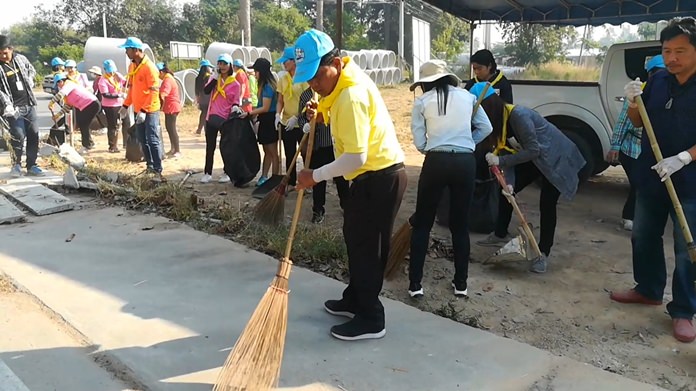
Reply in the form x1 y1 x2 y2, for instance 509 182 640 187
174 69 199 105
205 42 273 66
340 49 402 86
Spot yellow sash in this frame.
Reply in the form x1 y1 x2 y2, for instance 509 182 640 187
127 57 149 87
475 70 504 86
212 74 236 101
494 104 518 155
104 74 121 92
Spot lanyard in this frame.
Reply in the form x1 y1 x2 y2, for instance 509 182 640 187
494 104 518 155
2 60 19 77
213 75 236 101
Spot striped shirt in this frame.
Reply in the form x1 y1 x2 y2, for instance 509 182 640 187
610 100 642 159
297 87 333 150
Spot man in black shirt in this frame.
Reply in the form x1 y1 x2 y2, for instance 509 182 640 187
0 35 42 177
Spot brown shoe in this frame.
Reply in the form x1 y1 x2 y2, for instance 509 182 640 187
673 318 696 343
610 289 662 305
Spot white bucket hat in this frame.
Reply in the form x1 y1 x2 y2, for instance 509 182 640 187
409 60 461 91
88 66 102 76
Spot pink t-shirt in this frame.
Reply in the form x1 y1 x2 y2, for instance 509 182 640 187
61 80 98 111
206 75 241 121
97 73 126 107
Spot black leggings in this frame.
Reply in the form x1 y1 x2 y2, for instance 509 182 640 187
165 113 180 153
76 101 101 148
204 115 225 175
494 161 561 256
409 152 476 285
282 125 305 186
103 106 120 149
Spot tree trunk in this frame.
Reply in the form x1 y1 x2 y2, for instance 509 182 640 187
316 0 324 31
239 0 251 46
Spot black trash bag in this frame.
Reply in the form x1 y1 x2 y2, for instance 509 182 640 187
436 177 500 234
125 124 144 163
220 116 260 185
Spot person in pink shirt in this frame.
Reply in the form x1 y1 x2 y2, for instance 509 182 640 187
50 73 101 152
64 59 92 91
200 53 241 183
98 59 126 153
157 62 183 158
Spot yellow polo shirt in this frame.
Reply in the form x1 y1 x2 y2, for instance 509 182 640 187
276 71 307 124
326 58 404 180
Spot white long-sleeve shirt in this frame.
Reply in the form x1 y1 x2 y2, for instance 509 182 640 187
411 85 492 153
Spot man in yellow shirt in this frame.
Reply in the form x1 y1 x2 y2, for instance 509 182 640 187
118 37 163 175
275 46 309 189
295 29 407 341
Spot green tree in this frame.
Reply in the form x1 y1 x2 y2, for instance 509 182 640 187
252 2 311 51
431 13 470 61
638 22 658 41
501 23 577 66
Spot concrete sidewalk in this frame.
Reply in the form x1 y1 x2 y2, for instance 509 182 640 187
0 206 664 391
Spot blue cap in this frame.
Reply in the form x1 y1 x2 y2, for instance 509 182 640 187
118 37 144 50
232 59 244 67
64 59 76 68
276 47 295 64
156 62 165 71
53 73 67 88
51 57 64 67
293 29 335 83
469 82 495 101
103 59 117 74
217 53 233 64
199 59 212 67
645 55 665 72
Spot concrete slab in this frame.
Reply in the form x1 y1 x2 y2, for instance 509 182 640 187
0 194 25 224
0 180 73 216
0 208 665 391
0 359 30 391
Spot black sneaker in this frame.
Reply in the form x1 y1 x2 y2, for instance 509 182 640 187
452 280 468 297
324 299 355 319
408 282 424 298
311 210 325 224
330 318 386 341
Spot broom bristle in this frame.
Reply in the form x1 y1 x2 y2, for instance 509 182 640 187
384 221 412 280
254 183 288 225
213 276 290 391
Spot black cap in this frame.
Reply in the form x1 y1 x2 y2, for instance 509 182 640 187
249 58 271 72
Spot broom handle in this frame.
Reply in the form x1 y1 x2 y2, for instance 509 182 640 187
490 165 544 258
280 116 318 269
282 132 310 182
636 96 696 263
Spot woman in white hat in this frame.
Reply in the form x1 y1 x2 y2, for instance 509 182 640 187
407 60 493 298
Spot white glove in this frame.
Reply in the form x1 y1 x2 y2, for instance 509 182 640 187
118 106 129 119
507 137 522 151
651 151 692 182
239 111 249 119
501 184 514 196
230 105 243 116
3 105 16 118
302 122 310 134
285 116 298 130
274 113 281 129
485 152 500 167
624 77 643 103
135 111 146 124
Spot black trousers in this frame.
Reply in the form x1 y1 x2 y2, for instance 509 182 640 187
619 152 636 221
204 115 225 175
409 152 476 285
76 101 101 148
494 161 561 256
341 164 407 326
281 125 305 185
164 113 180 153
103 106 120 149
308 146 349 212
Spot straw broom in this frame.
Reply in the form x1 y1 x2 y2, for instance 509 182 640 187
254 132 310 225
384 82 493 280
212 116 317 391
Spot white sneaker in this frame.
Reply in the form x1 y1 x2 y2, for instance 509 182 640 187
622 219 633 231
199 174 212 183
452 282 468 297
218 174 231 183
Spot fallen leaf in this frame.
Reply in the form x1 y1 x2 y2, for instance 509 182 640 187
65 233 76 242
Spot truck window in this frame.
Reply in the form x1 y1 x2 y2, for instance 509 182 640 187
624 47 662 81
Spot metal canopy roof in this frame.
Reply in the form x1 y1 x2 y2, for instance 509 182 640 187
420 0 696 26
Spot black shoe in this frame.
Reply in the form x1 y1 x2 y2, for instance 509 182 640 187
311 210 325 224
452 280 468 297
324 299 355 319
408 282 424 298
330 318 386 341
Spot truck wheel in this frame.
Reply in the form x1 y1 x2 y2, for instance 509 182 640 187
563 131 594 183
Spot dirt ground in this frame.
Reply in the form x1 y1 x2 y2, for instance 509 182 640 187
74 84 694 390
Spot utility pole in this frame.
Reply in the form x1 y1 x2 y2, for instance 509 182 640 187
398 0 404 61
317 0 324 31
102 12 107 37
336 0 343 49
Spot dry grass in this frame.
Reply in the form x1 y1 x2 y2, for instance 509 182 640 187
518 61 601 81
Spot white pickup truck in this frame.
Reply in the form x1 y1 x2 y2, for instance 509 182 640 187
511 40 662 179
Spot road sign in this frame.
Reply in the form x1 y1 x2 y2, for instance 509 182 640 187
170 41 203 60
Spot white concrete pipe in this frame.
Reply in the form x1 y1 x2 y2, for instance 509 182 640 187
383 68 394 85
174 69 198 104
368 69 377 83
391 67 403 84
387 51 397 68
206 42 245 65
173 76 186 107
377 50 389 69
358 52 368 70
247 47 259 62
84 37 156 80
361 50 380 70
375 69 385 85
256 47 272 62
340 50 349 57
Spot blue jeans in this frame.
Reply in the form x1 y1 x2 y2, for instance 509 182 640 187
7 106 39 168
632 191 696 319
135 112 163 173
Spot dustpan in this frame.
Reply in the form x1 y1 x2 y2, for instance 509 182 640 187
251 174 285 199
483 226 533 264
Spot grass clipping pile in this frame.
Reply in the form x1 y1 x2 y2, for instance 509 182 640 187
47 157 349 280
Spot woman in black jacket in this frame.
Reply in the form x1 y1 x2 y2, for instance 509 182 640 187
463 49 513 104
